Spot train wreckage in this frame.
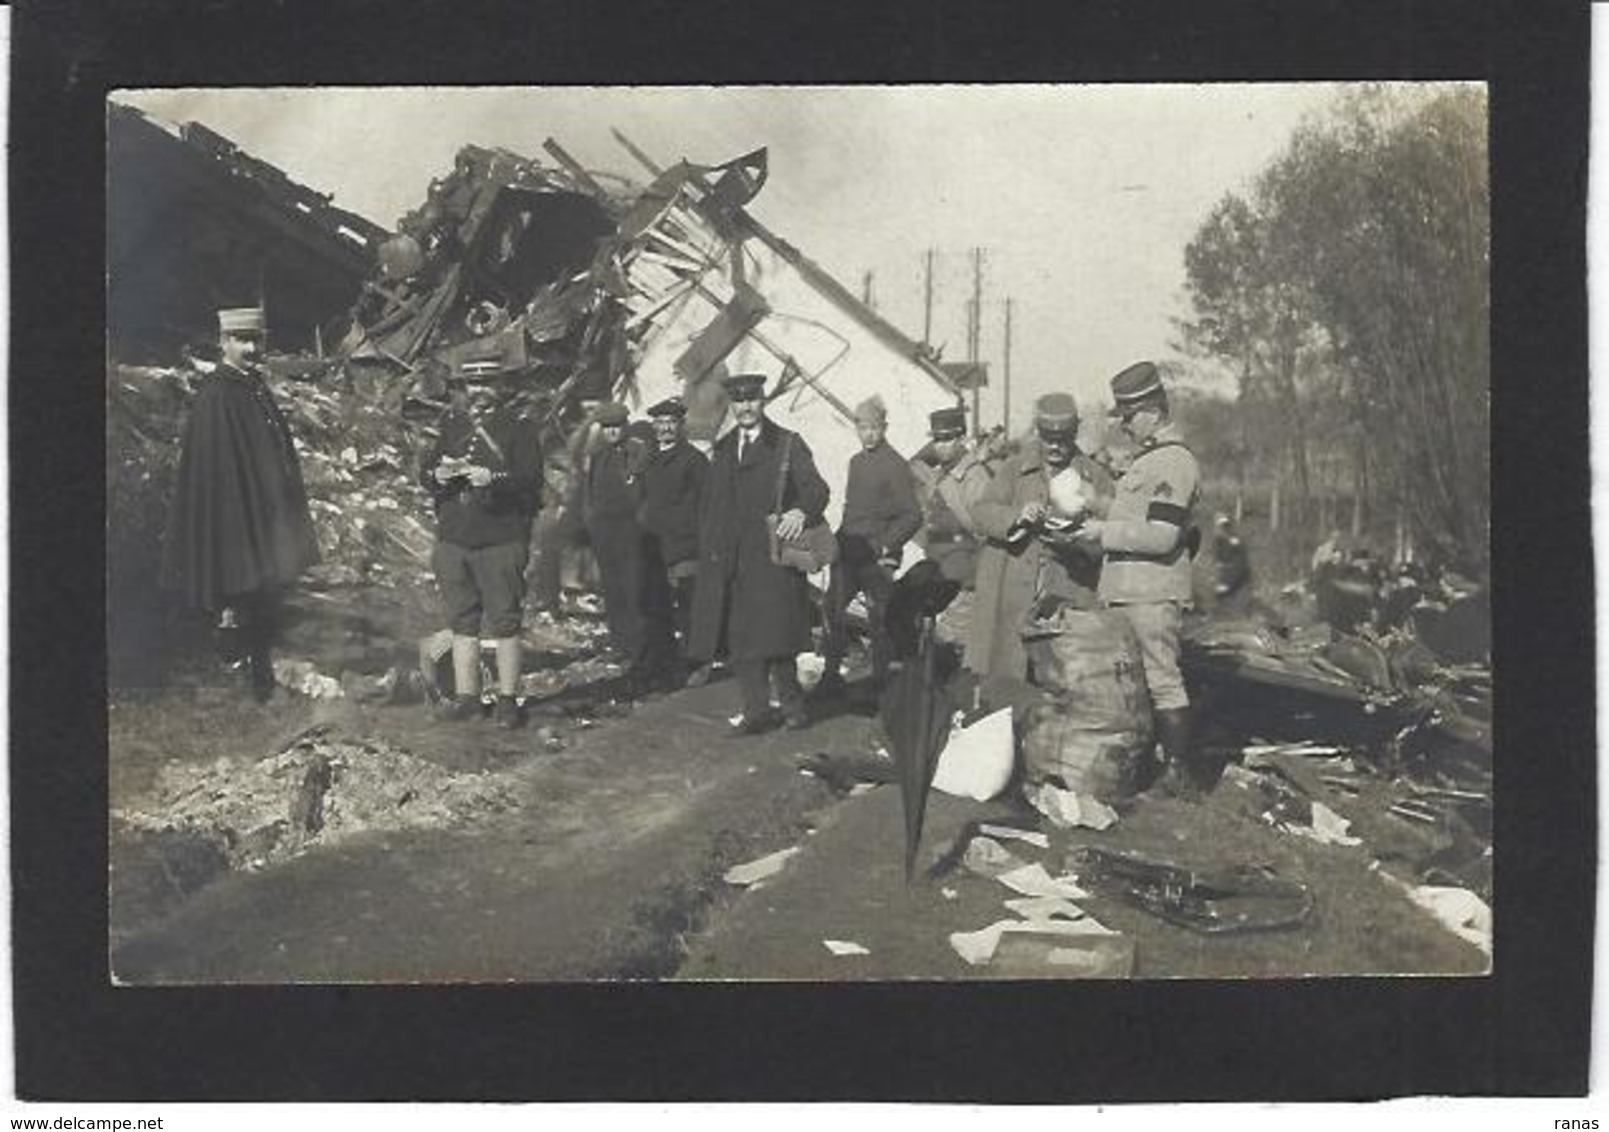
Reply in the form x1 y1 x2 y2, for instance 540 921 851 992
107 108 1493 975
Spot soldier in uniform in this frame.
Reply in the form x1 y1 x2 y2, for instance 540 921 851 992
816 396 923 697
162 307 320 701
910 405 992 586
1075 362 1213 794
637 396 709 685
420 372 545 729
966 393 1109 683
687 372 830 734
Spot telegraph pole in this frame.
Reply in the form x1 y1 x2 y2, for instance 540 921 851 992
862 270 875 310
969 248 985 435
1003 298 1013 435
922 249 935 345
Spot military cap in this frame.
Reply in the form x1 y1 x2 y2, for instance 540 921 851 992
853 395 888 425
594 402 629 426
1034 392 1080 438
929 406 967 440
722 372 768 401
218 307 267 335
647 396 687 419
1108 361 1166 416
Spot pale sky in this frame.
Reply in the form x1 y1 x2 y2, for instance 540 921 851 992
117 83 1389 428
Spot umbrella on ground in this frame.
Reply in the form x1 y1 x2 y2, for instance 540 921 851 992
880 562 962 882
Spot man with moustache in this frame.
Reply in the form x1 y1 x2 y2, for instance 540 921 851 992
636 396 709 686
420 372 545 729
686 373 830 735
162 306 320 701
1075 362 1210 795
965 392 1109 684
576 401 661 684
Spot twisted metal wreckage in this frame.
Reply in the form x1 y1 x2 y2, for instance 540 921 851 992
336 132 966 517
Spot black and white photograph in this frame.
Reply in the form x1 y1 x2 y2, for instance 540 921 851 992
103 82 1496 986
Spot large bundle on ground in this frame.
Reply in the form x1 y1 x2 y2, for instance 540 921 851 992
1020 606 1154 801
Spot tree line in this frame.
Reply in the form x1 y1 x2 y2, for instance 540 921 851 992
1174 84 1489 581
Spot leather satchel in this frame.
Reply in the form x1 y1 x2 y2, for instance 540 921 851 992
767 433 838 572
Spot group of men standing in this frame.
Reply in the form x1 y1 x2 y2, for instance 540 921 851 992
161 304 1210 792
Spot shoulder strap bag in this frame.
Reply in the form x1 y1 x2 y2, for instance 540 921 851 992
767 433 838 572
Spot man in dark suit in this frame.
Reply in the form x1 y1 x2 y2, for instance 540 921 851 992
686 373 830 734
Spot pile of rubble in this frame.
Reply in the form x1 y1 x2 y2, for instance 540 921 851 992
112 726 523 874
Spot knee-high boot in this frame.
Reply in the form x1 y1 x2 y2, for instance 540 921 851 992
1155 706 1225 798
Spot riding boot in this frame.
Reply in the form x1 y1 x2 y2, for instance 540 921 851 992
1156 706 1226 799
1153 707 1200 800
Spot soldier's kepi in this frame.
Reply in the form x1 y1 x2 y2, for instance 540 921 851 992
1077 361 1219 797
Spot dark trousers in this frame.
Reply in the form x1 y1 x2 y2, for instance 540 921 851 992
735 656 803 719
666 567 698 661
822 538 896 681
589 517 650 665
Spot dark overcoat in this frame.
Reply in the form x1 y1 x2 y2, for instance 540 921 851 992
638 439 708 567
161 364 320 609
687 417 830 663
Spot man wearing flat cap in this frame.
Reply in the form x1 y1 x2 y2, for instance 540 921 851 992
574 401 665 686
419 371 545 729
910 404 994 586
816 395 923 698
965 391 1110 683
637 396 709 684
162 307 320 701
1075 361 1211 795
687 372 830 734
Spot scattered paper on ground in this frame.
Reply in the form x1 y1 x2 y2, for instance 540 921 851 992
949 916 1119 966
961 836 1022 878
823 939 870 956
996 862 1090 900
1003 896 1087 921
979 823 1051 849
723 846 801 887
1025 782 1118 830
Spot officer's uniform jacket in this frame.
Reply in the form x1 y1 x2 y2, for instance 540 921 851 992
1097 422 1200 605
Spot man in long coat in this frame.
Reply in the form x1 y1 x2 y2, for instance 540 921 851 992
162 306 319 699
687 372 830 734
965 393 1110 684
